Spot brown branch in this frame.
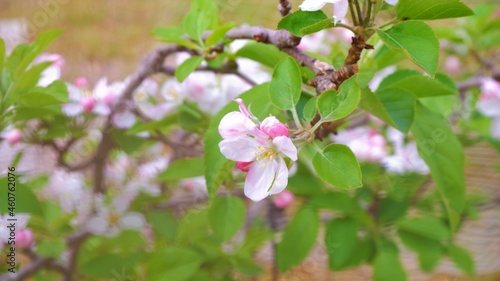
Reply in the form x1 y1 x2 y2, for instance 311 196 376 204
0 249 66 281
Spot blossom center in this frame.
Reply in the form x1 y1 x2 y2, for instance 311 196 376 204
107 212 120 226
256 145 278 161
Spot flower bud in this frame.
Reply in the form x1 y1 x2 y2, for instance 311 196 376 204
5 129 22 145
236 161 253 172
263 122 289 138
15 229 34 248
273 190 295 208
74 77 89 88
103 92 117 106
80 96 96 112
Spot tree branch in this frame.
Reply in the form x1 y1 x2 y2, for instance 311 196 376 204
278 0 292 17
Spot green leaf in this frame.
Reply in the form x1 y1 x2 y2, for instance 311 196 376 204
377 70 457 98
317 76 361 121
147 247 203 281
269 57 302 110
356 57 378 88
312 144 362 189
204 83 280 199
36 240 65 258
373 249 407 281
411 103 465 232
302 96 317 123
111 129 148 154
300 19 335 36
376 21 439 76
325 218 366 270
236 42 286 68
398 217 450 241
176 56 203 82
15 80 69 107
183 10 210 44
398 230 442 272
206 22 236 46
159 157 204 181
277 10 328 37
208 196 246 242
152 27 200 49
81 253 145 278
359 88 415 133
310 192 373 225
0 37 5 68
0 178 43 214
396 0 474 20
447 244 475 276
277 207 319 272
147 212 178 242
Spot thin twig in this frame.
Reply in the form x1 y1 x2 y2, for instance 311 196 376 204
278 0 292 17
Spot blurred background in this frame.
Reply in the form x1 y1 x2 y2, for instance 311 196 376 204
0 0 499 280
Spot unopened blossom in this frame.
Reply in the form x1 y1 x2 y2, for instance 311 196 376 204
15 229 34 248
273 190 295 209
300 0 397 23
444 55 461 76
218 99 298 201
0 214 30 243
5 129 22 145
477 77 500 139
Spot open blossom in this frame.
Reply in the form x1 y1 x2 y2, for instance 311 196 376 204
477 77 500 139
34 53 64 87
332 127 387 162
300 0 397 23
218 99 298 201
382 128 429 175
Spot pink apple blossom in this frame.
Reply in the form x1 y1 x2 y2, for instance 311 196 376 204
477 77 500 139
273 190 295 208
15 229 34 248
34 53 64 87
332 127 388 162
74 77 89 88
5 129 22 145
218 99 298 201
300 0 397 23
382 127 429 175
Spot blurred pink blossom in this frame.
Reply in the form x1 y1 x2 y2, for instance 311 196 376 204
5 129 22 145
15 229 34 248
273 190 295 209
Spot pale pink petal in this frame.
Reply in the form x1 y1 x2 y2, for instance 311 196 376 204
235 98 252 118
219 137 259 162
86 216 108 234
268 158 289 195
299 0 328 11
244 159 278 201
218 111 255 139
112 111 136 129
236 161 253 172
477 99 500 118
272 136 298 161
332 0 349 23
62 103 83 117
120 212 145 230
384 0 398 5
93 103 111 116
260 116 289 138
491 117 500 139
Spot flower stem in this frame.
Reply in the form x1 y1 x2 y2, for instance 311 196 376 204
291 106 304 130
310 119 325 133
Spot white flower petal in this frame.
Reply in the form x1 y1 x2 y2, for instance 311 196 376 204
93 103 111 116
299 0 328 11
477 99 500 118
384 0 398 5
269 158 289 195
112 111 136 129
120 212 145 230
86 216 108 234
218 111 255 139
273 136 298 161
244 159 278 201
219 137 259 162
332 0 349 23
62 103 83 117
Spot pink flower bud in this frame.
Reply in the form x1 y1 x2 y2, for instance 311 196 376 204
273 190 295 208
262 122 289 138
236 161 253 172
74 77 89 88
444 56 461 76
5 129 22 145
103 92 117 106
15 229 34 248
80 96 96 112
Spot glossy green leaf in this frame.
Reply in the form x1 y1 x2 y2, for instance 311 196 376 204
183 8 210 44
269 57 302 110
377 21 439 76
302 96 317 123
147 212 178 242
152 27 200 49
411 103 465 232
447 244 475 276
236 42 286 68
377 70 457 98
318 76 361 121
206 22 236 46
176 56 203 82
0 37 5 69
208 196 246 242
278 10 329 37
147 247 203 281
277 207 319 272
204 83 280 199
159 157 204 181
15 80 68 107
0 178 43 214
398 217 451 241
398 230 442 272
397 0 474 20
81 253 145 278
312 144 362 189
325 218 365 270
373 249 407 281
